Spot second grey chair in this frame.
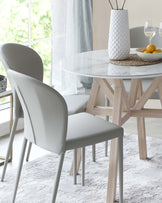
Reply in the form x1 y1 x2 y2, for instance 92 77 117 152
8 70 123 203
0 43 89 182
128 26 162 99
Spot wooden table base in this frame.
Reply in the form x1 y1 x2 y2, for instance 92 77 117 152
86 77 162 203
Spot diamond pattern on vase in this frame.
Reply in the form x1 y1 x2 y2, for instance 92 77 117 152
108 10 130 60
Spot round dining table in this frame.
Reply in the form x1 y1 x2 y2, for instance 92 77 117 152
62 49 162 203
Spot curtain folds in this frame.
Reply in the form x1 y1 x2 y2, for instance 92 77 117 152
51 0 93 94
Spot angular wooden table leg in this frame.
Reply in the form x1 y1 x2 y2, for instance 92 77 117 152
137 116 147 159
129 79 147 160
136 80 147 159
107 79 123 203
107 138 119 203
136 77 162 159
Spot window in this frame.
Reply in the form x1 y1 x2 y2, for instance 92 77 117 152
0 0 52 135
0 0 52 85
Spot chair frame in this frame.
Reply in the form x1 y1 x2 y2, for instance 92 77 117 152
8 70 123 203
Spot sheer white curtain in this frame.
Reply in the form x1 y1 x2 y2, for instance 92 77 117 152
51 0 93 95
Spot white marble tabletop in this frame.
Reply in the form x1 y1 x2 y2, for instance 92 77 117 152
62 49 162 79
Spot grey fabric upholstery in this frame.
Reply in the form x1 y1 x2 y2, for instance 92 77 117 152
64 94 89 115
126 26 161 99
130 26 162 48
0 43 43 118
66 113 122 150
8 70 123 203
0 43 89 181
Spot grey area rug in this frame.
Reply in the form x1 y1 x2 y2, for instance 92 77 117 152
0 134 162 203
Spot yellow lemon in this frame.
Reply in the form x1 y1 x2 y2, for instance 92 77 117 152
155 49 162 53
140 48 146 52
144 50 151 53
152 51 159 54
146 44 156 52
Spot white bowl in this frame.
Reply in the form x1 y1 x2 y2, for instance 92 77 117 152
136 48 162 62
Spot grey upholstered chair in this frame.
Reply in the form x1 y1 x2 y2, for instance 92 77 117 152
126 26 162 99
8 70 123 203
0 43 89 181
130 26 162 49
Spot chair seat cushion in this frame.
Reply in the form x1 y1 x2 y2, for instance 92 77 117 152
65 112 123 150
64 94 89 115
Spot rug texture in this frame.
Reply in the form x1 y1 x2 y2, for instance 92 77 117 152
0 134 162 203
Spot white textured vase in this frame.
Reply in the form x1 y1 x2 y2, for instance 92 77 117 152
108 9 130 60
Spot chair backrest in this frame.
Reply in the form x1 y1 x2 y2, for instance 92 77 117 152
0 43 44 118
130 26 162 48
0 43 43 80
8 70 68 154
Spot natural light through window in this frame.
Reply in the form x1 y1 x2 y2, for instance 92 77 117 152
0 0 52 130
0 0 52 86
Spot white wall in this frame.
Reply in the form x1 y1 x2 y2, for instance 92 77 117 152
93 0 162 50
93 0 110 50
126 0 162 28
93 0 110 105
